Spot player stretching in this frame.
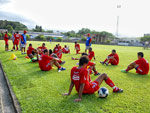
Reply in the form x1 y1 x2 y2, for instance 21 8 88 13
121 52 149 75
100 49 119 66
63 56 123 102
75 42 80 54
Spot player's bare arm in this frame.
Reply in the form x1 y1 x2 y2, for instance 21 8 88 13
63 81 74 96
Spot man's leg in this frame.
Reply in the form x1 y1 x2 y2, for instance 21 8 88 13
95 73 123 92
91 65 100 75
121 62 138 73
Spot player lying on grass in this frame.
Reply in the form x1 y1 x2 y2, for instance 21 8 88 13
37 43 47 55
100 49 119 66
49 49 65 65
38 49 66 72
62 45 70 53
121 52 149 75
72 53 100 76
27 44 39 62
63 56 123 102
75 42 80 54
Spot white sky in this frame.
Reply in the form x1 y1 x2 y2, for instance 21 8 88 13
1 0 150 37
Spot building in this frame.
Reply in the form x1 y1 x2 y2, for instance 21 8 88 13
0 29 8 33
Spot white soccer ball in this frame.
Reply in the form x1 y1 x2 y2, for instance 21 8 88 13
98 87 109 98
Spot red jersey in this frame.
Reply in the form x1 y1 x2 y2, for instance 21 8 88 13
71 67 99 94
14 34 20 41
75 44 80 50
53 47 59 53
4 33 8 41
88 51 95 60
108 53 119 65
38 46 47 52
38 54 53 71
135 58 149 74
57 52 62 59
27 46 34 55
58 46 61 50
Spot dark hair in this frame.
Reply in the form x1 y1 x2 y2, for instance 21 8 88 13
42 43 45 46
81 52 88 56
16 31 19 34
79 56 89 66
49 49 53 55
44 49 48 53
29 43 32 46
112 49 116 53
138 52 144 57
75 42 77 44
89 47 92 50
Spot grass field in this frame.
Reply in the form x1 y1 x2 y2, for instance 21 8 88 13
0 40 150 113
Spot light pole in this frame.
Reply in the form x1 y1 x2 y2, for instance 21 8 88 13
116 5 121 37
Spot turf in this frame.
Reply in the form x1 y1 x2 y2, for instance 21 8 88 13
0 40 150 113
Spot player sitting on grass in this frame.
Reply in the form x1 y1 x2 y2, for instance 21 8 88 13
49 49 65 65
75 42 80 54
100 49 119 66
63 56 123 102
88 47 95 61
53 44 59 54
72 53 100 76
58 43 62 50
62 45 70 53
121 52 149 75
27 44 38 62
37 43 47 54
39 49 66 72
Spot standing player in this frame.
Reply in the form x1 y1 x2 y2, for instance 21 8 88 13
13 31 20 51
121 52 149 75
85 33 92 53
21 30 27 54
100 50 119 66
75 42 80 54
38 49 66 72
88 47 95 61
4 31 9 51
63 56 123 102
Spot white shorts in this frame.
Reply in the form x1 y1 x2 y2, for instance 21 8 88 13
85 46 91 50
21 44 26 48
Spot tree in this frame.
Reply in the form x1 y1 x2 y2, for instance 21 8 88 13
46 30 53 33
46 36 54 40
6 25 13 33
26 34 30 40
140 36 150 42
35 35 46 40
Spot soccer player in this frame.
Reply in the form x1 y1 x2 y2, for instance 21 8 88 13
4 31 9 51
37 43 47 54
58 44 62 50
39 49 66 72
72 53 100 76
13 31 20 51
27 44 38 62
75 42 80 54
53 44 59 54
100 49 119 66
63 56 123 102
62 45 70 53
121 52 149 75
21 30 27 54
88 47 95 61
85 33 92 53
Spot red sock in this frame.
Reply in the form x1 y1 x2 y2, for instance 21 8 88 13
126 66 131 72
104 59 108 63
58 66 61 69
94 71 98 74
105 77 115 88
58 60 62 63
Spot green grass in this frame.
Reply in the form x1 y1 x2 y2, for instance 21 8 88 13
0 40 150 113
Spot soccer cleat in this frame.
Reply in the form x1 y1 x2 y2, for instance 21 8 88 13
21 53 24 55
105 63 109 66
113 87 123 93
72 57 75 60
121 69 127 73
58 67 66 72
94 72 100 76
100 61 104 65
24 52 26 54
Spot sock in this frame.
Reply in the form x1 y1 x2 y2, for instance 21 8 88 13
126 66 131 72
105 77 115 88
58 60 62 64
16 47 18 50
103 59 108 63
94 71 98 74
58 66 61 69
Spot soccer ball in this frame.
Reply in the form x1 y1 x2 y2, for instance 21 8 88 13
98 87 109 98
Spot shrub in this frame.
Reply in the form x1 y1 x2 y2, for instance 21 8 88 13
35 35 46 41
56 37 63 41
106 40 111 44
81 37 86 41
